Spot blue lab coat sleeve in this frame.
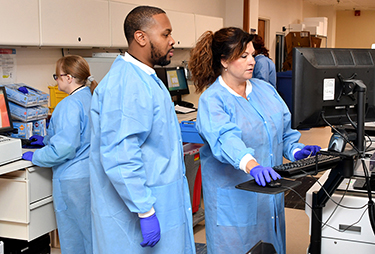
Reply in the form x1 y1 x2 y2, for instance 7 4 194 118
32 99 81 167
196 87 254 170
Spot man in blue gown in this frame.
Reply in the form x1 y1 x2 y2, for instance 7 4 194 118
89 6 196 254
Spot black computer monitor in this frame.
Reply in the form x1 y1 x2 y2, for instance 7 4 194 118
0 86 14 134
155 66 191 106
292 48 375 252
292 47 375 131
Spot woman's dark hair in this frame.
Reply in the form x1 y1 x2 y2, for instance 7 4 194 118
56 55 98 94
252 34 269 58
189 27 253 93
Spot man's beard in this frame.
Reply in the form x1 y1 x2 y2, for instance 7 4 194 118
150 42 172 66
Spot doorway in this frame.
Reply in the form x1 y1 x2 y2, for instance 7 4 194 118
275 34 285 72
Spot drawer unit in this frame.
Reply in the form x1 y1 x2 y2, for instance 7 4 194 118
1 167 52 204
0 166 56 241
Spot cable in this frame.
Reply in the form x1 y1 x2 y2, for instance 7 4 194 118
322 111 375 235
345 108 373 151
321 111 360 154
321 176 350 228
284 185 368 233
301 172 367 210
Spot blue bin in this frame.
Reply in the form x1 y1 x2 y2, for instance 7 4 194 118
276 71 292 112
180 121 204 144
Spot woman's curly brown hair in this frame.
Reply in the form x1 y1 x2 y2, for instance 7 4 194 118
189 27 253 93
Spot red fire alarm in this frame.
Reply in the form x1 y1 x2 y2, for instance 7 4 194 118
355 10 361 16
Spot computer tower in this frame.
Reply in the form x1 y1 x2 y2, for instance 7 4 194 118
0 234 50 254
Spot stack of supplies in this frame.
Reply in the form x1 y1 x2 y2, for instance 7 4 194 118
2 84 49 139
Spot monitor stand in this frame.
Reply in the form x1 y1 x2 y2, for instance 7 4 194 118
174 95 194 108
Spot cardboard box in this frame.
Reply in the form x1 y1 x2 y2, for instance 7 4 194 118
11 121 33 139
2 84 38 107
17 83 49 105
311 36 322 48
32 119 47 136
8 101 38 121
282 53 293 71
35 106 49 119
285 31 311 55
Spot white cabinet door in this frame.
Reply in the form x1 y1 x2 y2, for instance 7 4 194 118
195 14 223 40
0 0 39 46
166 10 195 48
110 2 135 48
40 0 110 47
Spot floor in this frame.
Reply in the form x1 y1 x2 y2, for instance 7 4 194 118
51 127 332 254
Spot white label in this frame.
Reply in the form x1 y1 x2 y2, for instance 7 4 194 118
323 78 335 101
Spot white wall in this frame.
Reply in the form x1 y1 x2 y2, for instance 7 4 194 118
302 1 319 18
316 6 336 48
336 10 375 48
4 47 62 93
224 0 243 28
258 0 304 60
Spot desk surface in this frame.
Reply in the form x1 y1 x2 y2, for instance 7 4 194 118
177 111 197 123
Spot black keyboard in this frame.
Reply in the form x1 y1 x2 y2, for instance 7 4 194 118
273 154 343 177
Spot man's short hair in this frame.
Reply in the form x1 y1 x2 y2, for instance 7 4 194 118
124 6 166 45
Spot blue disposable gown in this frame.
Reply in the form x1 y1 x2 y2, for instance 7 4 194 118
196 77 304 254
32 87 92 254
89 54 196 254
253 54 277 88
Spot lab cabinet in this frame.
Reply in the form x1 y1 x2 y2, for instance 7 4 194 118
0 0 40 46
39 0 110 47
194 14 223 40
0 0 223 49
110 1 135 48
166 10 196 48
0 164 56 241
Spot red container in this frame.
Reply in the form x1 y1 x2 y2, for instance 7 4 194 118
183 143 203 213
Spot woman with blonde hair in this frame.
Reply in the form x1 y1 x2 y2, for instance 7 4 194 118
22 55 97 254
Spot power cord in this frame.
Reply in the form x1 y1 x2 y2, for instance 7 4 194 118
284 183 368 233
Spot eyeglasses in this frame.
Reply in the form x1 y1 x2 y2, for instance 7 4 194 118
53 74 69 80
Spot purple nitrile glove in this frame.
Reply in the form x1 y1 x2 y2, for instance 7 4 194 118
22 151 34 161
250 165 281 187
30 135 45 146
139 213 161 248
18 87 28 94
294 145 321 161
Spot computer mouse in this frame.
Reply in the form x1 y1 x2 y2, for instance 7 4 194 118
266 179 282 188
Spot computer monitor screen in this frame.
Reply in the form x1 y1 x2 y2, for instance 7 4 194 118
292 47 375 130
0 86 13 134
155 67 189 103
